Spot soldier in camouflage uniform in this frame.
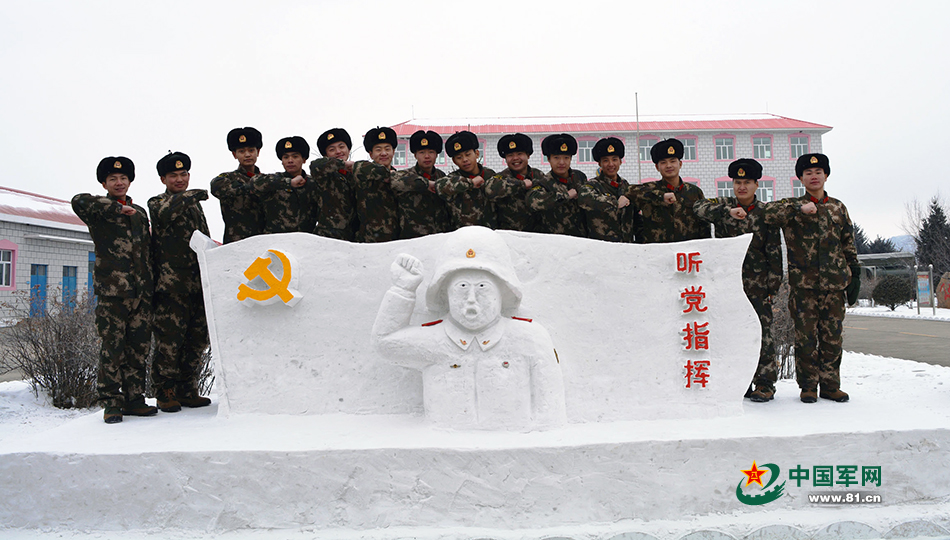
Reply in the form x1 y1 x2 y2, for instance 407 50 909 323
625 138 711 243
210 127 265 243
149 152 212 412
528 133 587 237
254 136 319 234
353 126 400 242
485 133 543 232
391 130 450 238
73 157 157 424
764 153 860 404
436 131 497 229
310 128 359 241
578 137 637 242
693 158 783 402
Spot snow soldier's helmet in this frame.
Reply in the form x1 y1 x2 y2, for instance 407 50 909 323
426 226 523 313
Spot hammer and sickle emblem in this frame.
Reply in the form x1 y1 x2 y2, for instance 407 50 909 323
237 250 300 306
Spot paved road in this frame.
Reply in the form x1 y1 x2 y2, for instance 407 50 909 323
843 313 950 367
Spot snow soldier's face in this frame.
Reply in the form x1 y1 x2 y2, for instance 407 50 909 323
447 269 502 332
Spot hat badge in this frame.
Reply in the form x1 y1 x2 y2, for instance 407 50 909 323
175 160 183 169
114 160 122 169
810 156 818 164
466 249 476 259
421 138 428 146
327 133 334 141
508 141 517 149
560 143 568 152
378 132 386 140
238 134 247 143
285 141 293 149
667 145 675 155
607 145 615 153
454 142 461 151
738 168 746 177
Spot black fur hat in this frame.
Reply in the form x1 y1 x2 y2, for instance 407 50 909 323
650 138 684 163
497 133 533 157
276 136 310 160
227 127 263 151
97 156 135 183
592 138 625 162
728 158 763 180
156 152 191 177
317 128 351 156
409 130 444 154
446 131 479 157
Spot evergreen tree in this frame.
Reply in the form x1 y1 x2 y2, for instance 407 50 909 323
914 198 950 277
853 223 870 255
868 236 897 254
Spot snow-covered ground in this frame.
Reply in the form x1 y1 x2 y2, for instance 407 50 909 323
848 303 950 321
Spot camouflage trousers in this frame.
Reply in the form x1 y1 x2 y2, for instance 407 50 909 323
95 295 152 409
788 287 846 391
151 291 210 395
746 290 777 389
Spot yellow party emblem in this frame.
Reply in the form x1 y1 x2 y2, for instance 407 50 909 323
114 160 122 169
560 143 568 152
237 249 302 307
466 248 476 258
667 145 675 155
285 141 293 149
607 145 615 153
738 168 746 177
810 156 818 164
454 142 462 151
508 141 517 149
421 138 429 146
327 133 334 140
238 134 247 143
378 132 386 140
175 160 184 169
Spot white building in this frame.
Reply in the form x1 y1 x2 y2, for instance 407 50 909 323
391 113 831 202
0 186 93 319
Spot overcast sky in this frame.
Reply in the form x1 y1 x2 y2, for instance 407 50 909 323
1 0 947 241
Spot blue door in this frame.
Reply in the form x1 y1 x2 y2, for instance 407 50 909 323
30 264 48 317
63 266 77 311
88 252 95 302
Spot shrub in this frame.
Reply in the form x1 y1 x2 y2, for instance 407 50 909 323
771 280 795 380
872 275 915 311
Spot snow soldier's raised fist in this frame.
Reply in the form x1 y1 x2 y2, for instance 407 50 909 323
391 253 424 292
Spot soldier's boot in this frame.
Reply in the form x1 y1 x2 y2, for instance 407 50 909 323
176 384 211 408
743 383 753 399
800 388 818 403
819 387 850 402
749 385 775 403
156 387 182 413
122 397 158 417
103 407 123 424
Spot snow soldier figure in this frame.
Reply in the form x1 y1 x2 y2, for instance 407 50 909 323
372 227 567 431
73 157 157 424
149 152 212 413
764 153 859 404
694 158 783 402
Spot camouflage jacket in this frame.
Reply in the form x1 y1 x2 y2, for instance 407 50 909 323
254 171 319 234
693 196 783 295
485 166 544 232
391 163 450 239
310 158 359 241
435 165 497 230
72 193 153 298
210 166 263 244
625 179 711 243
148 189 210 296
353 161 399 242
764 192 858 291
527 169 588 237
577 173 637 243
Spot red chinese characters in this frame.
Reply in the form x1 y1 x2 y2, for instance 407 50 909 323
684 360 710 388
677 251 710 389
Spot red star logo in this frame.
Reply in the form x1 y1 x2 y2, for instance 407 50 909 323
742 461 769 487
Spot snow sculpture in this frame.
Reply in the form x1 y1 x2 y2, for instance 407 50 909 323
236 249 301 307
372 226 567 431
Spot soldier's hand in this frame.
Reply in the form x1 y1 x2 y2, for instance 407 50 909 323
618 195 630 209
663 192 677 205
194 189 209 201
800 201 817 214
523 179 533 189
472 176 485 188
428 180 437 193
344 160 354 172
730 207 747 220
391 254 425 292
290 175 306 188
120 205 137 216
567 188 578 199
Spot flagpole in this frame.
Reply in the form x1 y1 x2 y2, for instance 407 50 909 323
636 92 642 183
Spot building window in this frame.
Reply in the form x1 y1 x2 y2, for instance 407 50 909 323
752 136 772 160
756 180 775 202
393 142 408 168
715 136 735 161
435 151 447 166
717 180 734 198
790 136 809 158
678 137 697 161
638 137 658 162
578 140 596 163
792 179 806 197
88 252 96 301
0 250 12 288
